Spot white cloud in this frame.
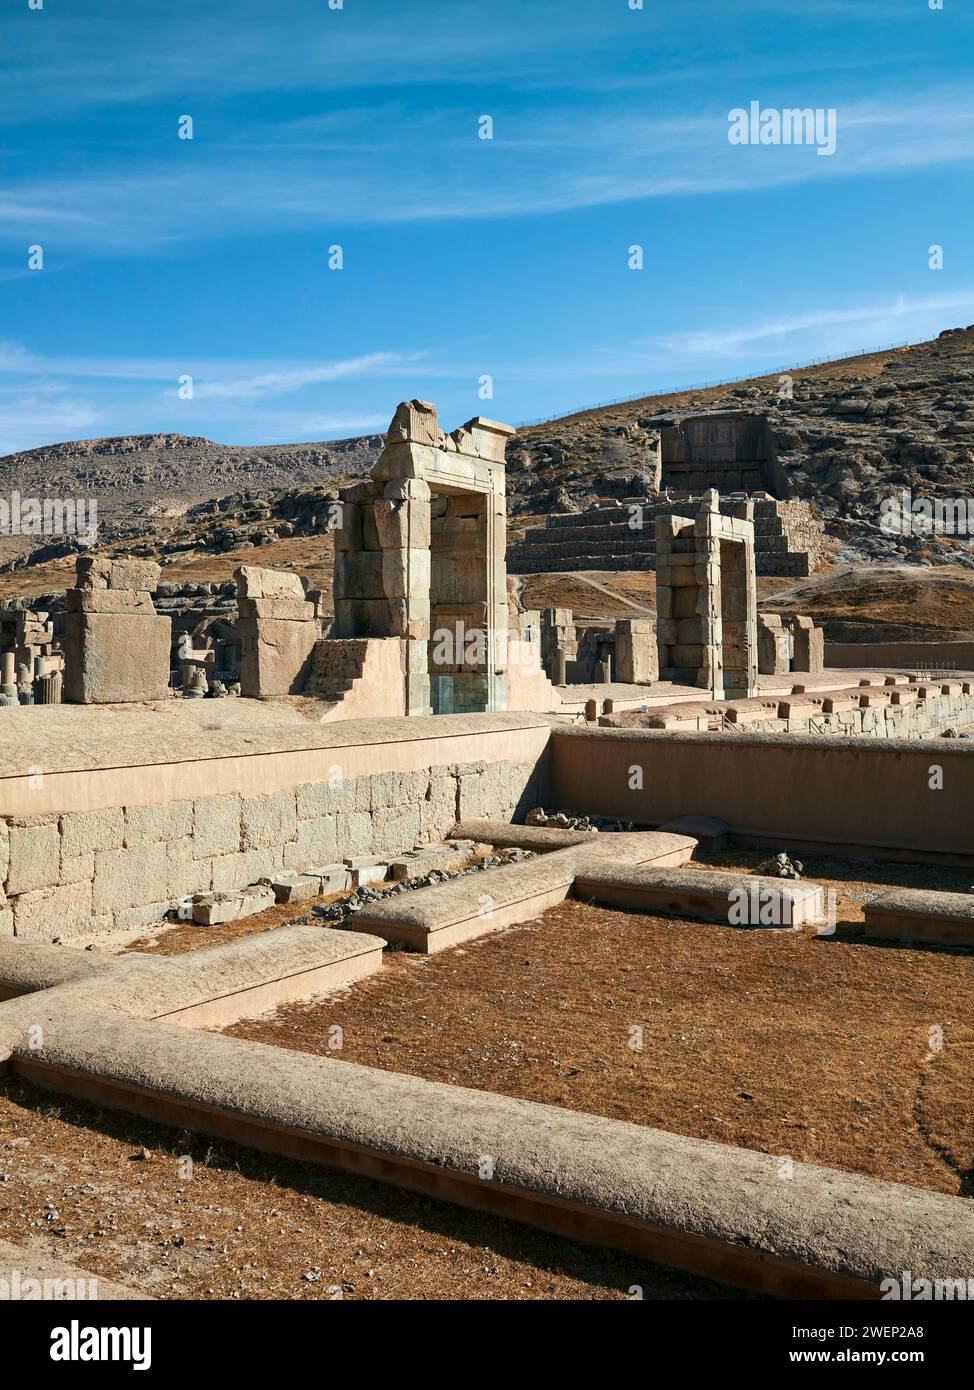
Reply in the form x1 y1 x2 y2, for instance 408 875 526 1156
643 291 974 359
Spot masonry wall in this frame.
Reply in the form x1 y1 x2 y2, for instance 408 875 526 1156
0 717 551 941
634 686 974 738
825 641 974 670
551 727 974 861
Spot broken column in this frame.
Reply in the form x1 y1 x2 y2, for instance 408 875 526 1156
757 614 792 676
655 491 757 699
63 557 171 704
614 618 658 685
540 608 578 684
235 566 319 698
791 614 824 673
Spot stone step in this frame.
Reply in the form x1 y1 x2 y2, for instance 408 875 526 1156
863 889 974 947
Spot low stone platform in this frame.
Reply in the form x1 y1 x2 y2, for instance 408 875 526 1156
573 865 824 927
0 924 386 1030
864 889 974 947
349 830 697 952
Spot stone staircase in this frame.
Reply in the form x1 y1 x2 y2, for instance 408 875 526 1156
302 636 407 720
509 495 825 577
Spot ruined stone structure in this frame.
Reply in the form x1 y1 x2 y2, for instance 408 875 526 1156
509 493 825 578
62 557 170 704
235 565 319 699
508 409 827 579
540 607 578 684
655 492 758 699
324 401 514 716
757 612 825 676
0 603 62 706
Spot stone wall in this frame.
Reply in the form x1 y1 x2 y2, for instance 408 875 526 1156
551 725 974 861
621 682 974 738
0 754 545 941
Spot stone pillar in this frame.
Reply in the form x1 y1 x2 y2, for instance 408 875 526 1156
540 608 578 683
63 557 171 704
614 617 658 685
791 615 824 673
235 566 319 698
757 614 791 675
376 477 432 717
1 651 16 705
655 491 757 699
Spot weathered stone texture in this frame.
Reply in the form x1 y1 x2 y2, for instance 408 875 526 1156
6 819 61 895
93 843 169 914
62 808 125 858
193 795 242 858
124 800 194 846
240 790 297 850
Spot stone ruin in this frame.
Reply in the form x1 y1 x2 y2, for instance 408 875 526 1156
508 409 827 579
539 609 659 686
757 612 825 677
0 604 63 706
62 557 170 704
655 491 758 699
326 400 513 716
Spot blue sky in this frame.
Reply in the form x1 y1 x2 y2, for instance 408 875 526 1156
1 0 973 454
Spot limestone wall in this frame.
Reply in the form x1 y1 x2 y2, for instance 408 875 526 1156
0 713 551 940
551 726 974 861
825 641 974 671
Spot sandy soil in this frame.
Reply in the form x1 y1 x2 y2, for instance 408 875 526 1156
226 853 974 1199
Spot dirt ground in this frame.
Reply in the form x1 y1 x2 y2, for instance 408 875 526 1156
0 1079 738 1301
225 852 974 1200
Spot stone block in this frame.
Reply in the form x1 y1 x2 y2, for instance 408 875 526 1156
67 589 156 615
306 864 352 894
192 884 276 926
344 856 389 887
93 842 169 914
193 795 242 858
210 847 284 892
125 799 194 846
167 842 212 899
269 872 321 904
283 816 339 871
13 881 93 940
61 807 124 858
0 907 12 936
59 852 94 886
62 611 171 704
233 566 306 601
6 819 61 895
237 597 315 621
240 789 297 850
335 810 374 858
237 617 318 698
296 779 351 819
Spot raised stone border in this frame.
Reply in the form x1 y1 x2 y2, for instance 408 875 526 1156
348 830 697 952
864 889 974 947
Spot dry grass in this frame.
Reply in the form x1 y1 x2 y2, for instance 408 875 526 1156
227 853 974 1198
0 1082 731 1301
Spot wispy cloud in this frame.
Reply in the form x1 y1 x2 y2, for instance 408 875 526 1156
643 290 974 359
2 84 971 255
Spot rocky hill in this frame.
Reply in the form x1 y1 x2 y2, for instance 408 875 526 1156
507 325 974 567
0 430 383 566
3 328 974 585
